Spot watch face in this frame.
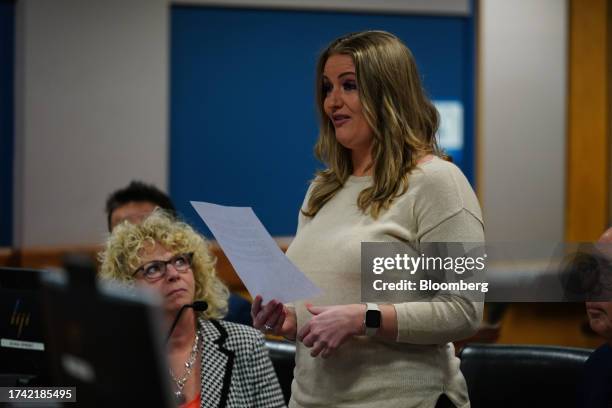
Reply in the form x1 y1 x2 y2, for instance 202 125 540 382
365 309 381 328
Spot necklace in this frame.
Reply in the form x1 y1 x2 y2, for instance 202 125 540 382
169 331 200 404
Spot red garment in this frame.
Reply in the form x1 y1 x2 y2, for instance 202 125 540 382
180 393 201 408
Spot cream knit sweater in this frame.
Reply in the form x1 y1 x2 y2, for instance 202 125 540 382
286 157 484 408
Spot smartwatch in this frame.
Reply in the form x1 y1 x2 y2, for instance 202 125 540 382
363 303 381 336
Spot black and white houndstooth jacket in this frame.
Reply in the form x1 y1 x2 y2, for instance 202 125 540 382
197 318 286 408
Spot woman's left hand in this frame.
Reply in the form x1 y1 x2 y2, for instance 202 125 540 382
297 303 365 359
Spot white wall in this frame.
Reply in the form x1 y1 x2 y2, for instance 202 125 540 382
14 0 168 246
11 0 569 246
480 0 567 242
173 0 470 15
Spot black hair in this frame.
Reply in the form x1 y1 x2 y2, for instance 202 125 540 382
105 181 177 231
559 245 612 301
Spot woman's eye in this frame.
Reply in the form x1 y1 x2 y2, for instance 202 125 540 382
144 263 161 276
343 80 357 91
322 82 332 94
174 257 186 267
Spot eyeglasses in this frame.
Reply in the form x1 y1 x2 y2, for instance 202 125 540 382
132 253 194 281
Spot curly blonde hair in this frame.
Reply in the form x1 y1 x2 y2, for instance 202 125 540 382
305 30 444 219
98 210 228 319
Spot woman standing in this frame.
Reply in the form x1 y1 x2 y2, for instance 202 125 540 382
252 30 484 408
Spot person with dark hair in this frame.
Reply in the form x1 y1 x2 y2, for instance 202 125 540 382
105 181 177 231
578 228 612 407
105 180 253 327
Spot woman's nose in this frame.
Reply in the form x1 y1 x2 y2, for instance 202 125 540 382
327 87 343 108
165 264 180 280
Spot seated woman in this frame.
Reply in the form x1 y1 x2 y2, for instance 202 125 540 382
99 210 285 408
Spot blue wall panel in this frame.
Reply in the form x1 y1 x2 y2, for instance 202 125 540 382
170 6 475 236
0 0 14 246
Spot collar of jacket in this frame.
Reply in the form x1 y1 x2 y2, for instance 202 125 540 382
198 318 235 408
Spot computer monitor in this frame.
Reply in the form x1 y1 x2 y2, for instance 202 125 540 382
0 267 49 386
40 256 175 407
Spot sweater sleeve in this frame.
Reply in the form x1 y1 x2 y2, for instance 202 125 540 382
394 209 485 344
394 163 485 344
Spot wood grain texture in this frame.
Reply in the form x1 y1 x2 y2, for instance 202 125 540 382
566 0 610 241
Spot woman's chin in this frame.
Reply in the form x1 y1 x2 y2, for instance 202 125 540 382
164 293 193 313
335 133 357 149
165 299 191 315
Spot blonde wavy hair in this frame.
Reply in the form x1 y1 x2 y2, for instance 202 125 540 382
98 210 228 319
304 30 444 218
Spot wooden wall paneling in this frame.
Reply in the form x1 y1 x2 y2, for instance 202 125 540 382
566 0 610 241
0 247 17 266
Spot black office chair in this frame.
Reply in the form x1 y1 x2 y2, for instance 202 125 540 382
265 340 296 404
459 344 593 408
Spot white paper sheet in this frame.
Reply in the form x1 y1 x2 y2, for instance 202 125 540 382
191 201 321 303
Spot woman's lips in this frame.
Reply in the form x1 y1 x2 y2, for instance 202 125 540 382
332 115 350 127
166 288 186 297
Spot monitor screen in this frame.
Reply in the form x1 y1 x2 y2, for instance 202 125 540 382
41 263 175 408
0 267 48 385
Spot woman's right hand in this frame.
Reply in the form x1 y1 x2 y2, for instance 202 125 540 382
251 295 297 341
